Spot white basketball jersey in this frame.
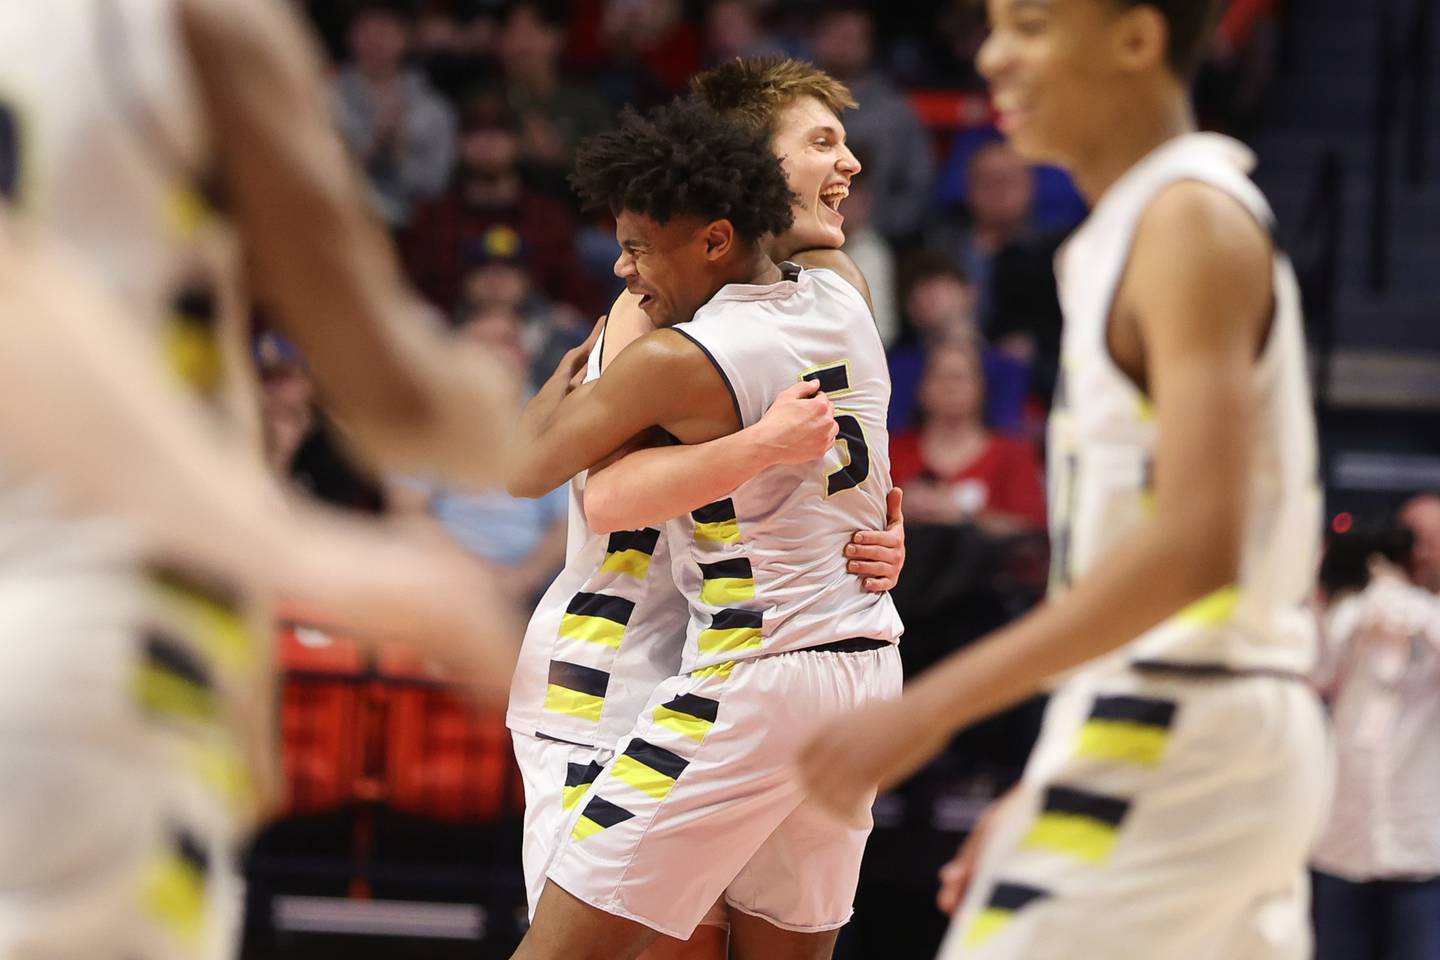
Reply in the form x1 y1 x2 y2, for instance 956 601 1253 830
1049 133 1321 674
506 328 692 749
667 266 904 674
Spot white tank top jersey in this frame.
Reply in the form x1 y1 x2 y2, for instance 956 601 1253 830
506 327 692 748
1048 133 1322 676
667 265 904 674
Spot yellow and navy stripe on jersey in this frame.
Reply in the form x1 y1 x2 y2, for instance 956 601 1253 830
691 499 742 543
1020 784 1132 864
572 795 636 841
599 528 662 579
543 660 611 722
697 608 764 656
563 760 605 811
140 828 211 948
135 630 218 725
611 738 690 801
964 881 1050 949
558 592 635 649
698 558 756 606
1075 694 1178 766
651 692 720 743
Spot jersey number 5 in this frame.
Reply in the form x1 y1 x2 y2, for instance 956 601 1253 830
802 363 870 497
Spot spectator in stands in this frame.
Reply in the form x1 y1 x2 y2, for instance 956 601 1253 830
702 0 786 68
1401 492 1440 593
810 2 933 243
453 229 588 389
890 339 1046 537
497 1 611 201
1311 518 1440 960
388 302 568 604
598 0 702 96
839 175 899 347
886 253 1029 433
334 0 457 227
257 331 315 476
412 2 502 101
401 91 593 314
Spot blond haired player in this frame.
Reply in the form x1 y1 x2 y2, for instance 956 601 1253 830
803 1 1328 957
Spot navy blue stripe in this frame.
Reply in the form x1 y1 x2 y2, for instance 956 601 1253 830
565 760 605 788
564 591 635 624
547 661 610 698
606 528 661 556
989 882 1048 912
802 363 849 394
708 608 763 631
1040 785 1130 827
143 631 212 689
699 557 753 581
580 795 635 829
661 693 720 724
691 499 738 525
621 738 689 781
1088 695 1177 729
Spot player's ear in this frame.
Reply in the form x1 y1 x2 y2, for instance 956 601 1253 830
1113 3 1168 74
702 219 735 261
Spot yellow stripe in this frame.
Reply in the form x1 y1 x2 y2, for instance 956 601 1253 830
1020 813 1119 864
152 581 256 670
652 706 713 742
700 578 755 605
694 519 741 543
611 755 677 801
559 613 626 648
1074 719 1170 766
962 908 1013 949
140 856 206 946
1176 585 1239 626
135 667 218 723
600 549 652 578
697 626 762 656
571 816 605 841
185 742 254 813
544 685 605 721
562 782 592 811
691 660 736 681
164 184 211 238
1135 394 1154 421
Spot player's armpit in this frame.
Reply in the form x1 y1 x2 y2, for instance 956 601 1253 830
507 329 738 499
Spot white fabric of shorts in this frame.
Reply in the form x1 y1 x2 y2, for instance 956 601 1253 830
546 643 903 941
939 665 1331 960
0 557 244 960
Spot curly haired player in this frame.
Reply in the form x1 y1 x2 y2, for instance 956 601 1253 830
507 97 903 960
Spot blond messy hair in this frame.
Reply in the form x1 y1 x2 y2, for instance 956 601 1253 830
690 56 857 142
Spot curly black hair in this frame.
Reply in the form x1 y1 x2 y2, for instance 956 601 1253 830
569 97 796 245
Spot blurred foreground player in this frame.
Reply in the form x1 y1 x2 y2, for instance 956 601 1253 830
802 1 1328 957
0 0 527 956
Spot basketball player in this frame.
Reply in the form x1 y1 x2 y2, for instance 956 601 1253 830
0 0 529 956
506 57 904 960
801 1 1327 957
507 97 902 960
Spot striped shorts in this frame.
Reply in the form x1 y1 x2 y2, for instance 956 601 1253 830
546 643 903 940
941 664 1330 960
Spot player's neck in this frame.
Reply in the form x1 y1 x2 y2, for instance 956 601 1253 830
723 249 783 289
1070 93 1195 206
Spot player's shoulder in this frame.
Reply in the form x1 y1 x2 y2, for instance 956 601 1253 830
1135 180 1271 271
791 249 874 314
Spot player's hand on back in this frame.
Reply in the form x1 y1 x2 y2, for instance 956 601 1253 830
750 379 838 465
847 487 905 592
937 784 1017 915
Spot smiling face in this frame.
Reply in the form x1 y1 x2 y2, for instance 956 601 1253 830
978 0 1139 167
612 211 727 328
769 96 862 255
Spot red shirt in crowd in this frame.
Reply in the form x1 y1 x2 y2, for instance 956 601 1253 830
889 430 1048 529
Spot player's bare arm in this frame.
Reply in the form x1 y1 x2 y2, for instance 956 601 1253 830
507 329 741 498
799 181 1275 816
179 0 520 489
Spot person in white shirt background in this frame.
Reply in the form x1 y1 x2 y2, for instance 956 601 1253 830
1310 500 1440 960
